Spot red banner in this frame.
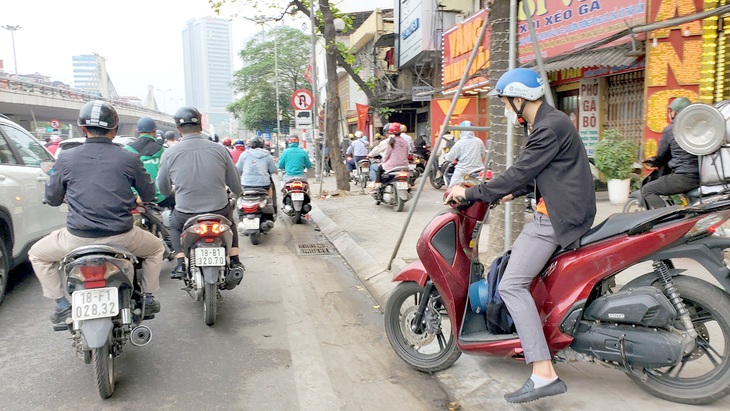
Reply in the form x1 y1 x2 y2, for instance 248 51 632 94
356 103 370 136
518 0 647 64
303 59 313 85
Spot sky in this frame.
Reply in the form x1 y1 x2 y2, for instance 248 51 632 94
0 0 392 114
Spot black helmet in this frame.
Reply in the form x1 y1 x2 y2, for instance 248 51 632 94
250 136 264 149
136 117 156 133
173 106 202 126
77 100 119 130
164 130 177 140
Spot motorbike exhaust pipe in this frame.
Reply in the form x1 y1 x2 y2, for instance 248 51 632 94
224 265 245 290
130 325 152 346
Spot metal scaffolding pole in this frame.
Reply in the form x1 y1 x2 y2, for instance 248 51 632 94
504 0 518 250
386 16 490 270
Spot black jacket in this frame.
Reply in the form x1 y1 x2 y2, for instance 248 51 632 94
46 138 155 238
128 134 164 157
465 103 596 248
653 124 699 175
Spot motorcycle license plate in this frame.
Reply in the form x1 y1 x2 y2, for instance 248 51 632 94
396 182 409 190
243 217 260 230
72 287 119 321
195 247 226 266
291 192 305 201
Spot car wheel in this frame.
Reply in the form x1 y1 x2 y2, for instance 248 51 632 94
0 239 9 306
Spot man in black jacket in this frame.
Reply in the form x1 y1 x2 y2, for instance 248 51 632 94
447 68 596 403
29 101 164 326
641 97 698 208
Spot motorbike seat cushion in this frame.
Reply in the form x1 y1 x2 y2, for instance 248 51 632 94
243 188 268 196
63 245 136 261
579 206 682 247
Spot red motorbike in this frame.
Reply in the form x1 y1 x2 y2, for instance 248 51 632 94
384 191 730 405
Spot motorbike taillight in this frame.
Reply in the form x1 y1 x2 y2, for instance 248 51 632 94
485 170 493 180
686 211 730 238
241 205 259 213
397 171 410 179
194 222 229 236
76 264 108 288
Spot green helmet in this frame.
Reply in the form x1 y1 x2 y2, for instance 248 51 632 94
668 97 691 114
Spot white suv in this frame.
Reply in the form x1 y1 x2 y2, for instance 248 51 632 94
0 114 67 304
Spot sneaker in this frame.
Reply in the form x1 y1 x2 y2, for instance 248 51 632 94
50 306 72 325
170 265 185 280
504 377 567 404
143 298 161 319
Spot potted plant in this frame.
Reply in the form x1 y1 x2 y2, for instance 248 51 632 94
594 129 638 205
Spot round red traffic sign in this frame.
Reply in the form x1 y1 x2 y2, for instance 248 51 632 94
291 89 314 111
49 119 61 129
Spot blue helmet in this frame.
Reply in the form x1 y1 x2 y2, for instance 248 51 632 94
468 279 489 314
234 139 245 146
460 120 473 127
488 68 545 101
136 117 156 133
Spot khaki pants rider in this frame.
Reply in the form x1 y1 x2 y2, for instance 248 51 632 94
29 227 164 300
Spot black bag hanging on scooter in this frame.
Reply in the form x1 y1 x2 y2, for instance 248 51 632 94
485 251 516 334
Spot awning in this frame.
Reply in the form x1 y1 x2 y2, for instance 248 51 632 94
374 32 395 48
526 44 642 73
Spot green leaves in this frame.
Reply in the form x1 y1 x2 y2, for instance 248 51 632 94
594 129 638 180
229 25 310 130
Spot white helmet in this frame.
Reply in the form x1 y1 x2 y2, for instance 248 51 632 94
488 68 545 101
355 131 363 138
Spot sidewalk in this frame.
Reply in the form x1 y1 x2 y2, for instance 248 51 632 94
309 175 730 410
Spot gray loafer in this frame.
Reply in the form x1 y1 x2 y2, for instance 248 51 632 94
504 377 567 404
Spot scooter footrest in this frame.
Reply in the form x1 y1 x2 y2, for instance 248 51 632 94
52 323 69 332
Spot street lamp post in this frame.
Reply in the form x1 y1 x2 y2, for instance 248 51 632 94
2 25 21 75
256 17 283 156
156 88 172 113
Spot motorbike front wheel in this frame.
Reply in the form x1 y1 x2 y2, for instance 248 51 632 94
92 334 115 398
430 169 444 190
627 276 730 404
384 282 461 373
204 282 218 326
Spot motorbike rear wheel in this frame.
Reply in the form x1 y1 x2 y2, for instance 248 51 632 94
250 231 261 245
92 334 115 398
394 195 405 212
627 276 730 405
203 282 218 326
384 282 461 373
293 211 302 224
623 197 645 213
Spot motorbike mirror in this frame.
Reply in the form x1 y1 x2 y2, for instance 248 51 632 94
40 159 55 175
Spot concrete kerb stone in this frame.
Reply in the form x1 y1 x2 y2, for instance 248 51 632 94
309 202 398 306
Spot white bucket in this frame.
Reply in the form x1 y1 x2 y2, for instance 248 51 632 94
607 179 631 206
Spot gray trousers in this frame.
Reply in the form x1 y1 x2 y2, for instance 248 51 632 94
499 212 560 364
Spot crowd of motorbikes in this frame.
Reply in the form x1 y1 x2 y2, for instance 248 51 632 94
47 124 730 405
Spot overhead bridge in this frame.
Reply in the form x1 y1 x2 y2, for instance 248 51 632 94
0 77 175 136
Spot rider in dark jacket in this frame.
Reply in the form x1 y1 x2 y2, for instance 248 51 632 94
641 97 698 209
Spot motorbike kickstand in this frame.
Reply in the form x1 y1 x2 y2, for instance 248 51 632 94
619 335 647 382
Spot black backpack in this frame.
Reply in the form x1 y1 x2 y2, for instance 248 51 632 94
485 251 516 334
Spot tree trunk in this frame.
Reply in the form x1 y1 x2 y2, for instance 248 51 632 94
320 0 350 191
486 0 525 261
336 54 383 125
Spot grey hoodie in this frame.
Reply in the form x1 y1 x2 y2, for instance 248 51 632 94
236 148 278 187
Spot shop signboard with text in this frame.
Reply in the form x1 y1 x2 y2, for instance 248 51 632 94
441 9 490 94
518 0 647 64
579 78 601 157
643 0 704 160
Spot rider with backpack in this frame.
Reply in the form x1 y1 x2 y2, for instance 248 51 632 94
447 68 596 404
126 117 175 208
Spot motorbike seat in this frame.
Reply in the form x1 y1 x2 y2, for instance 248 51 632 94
62 245 136 262
386 166 410 174
182 213 232 230
579 206 683 247
242 188 268 196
